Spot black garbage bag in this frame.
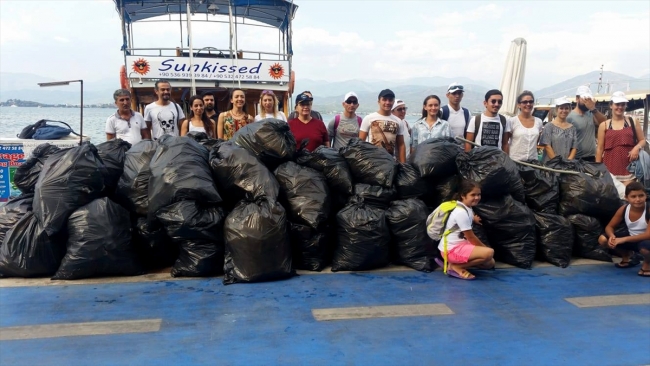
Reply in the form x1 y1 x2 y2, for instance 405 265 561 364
473 223 490 247
0 213 66 277
186 132 222 149
435 174 460 202
223 199 293 284
132 217 178 270
332 196 391 271
156 201 225 277
13 143 60 194
96 139 132 194
33 143 107 236
545 157 619 218
148 135 221 220
567 214 612 262
296 146 354 195
233 118 296 169
395 163 428 199
386 198 436 272
518 160 559 214
456 146 525 202
274 162 330 230
474 195 537 269
52 198 142 280
114 140 158 215
340 138 398 188
352 183 395 209
533 212 574 268
209 141 279 207
0 194 33 246
409 137 461 179
289 222 329 271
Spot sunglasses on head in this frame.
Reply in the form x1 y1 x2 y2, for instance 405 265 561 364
261 90 275 95
489 99 503 105
345 99 358 105
519 100 534 105
449 85 464 92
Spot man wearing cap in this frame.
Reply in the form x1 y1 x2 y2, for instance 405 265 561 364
328 92 362 150
567 85 607 161
442 83 471 139
391 98 412 159
359 89 406 163
288 90 323 121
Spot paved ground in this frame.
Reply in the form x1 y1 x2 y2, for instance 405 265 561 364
1 261 649 365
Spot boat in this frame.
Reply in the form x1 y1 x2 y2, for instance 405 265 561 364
114 0 298 117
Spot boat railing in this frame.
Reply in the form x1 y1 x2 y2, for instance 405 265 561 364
125 47 290 61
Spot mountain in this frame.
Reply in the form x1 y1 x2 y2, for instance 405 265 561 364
533 71 650 103
0 72 119 105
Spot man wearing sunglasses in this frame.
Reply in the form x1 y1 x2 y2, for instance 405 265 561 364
328 92 362 149
391 99 412 159
465 89 510 152
442 83 471 139
288 90 323 121
359 89 407 163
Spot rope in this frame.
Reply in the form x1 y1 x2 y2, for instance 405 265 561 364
454 136 581 176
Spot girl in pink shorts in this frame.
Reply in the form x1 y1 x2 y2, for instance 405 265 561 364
435 180 495 280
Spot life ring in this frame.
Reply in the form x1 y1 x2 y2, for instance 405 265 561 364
119 65 128 89
288 70 295 95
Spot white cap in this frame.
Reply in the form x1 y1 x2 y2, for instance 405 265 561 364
447 82 464 93
576 85 593 99
343 92 358 102
555 96 571 106
392 98 406 111
610 91 628 103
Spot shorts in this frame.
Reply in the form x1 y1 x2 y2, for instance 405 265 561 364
446 241 475 264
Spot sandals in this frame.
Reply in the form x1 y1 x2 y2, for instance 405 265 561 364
638 269 650 277
434 257 476 280
615 257 640 269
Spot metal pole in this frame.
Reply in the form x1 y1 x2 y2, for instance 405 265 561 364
186 0 196 95
80 80 84 146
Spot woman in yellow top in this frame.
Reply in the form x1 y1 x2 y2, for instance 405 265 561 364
217 89 254 140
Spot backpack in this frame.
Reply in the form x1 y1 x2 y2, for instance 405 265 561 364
441 105 471 136
332 114 363 140
471 114 507 147
426 201 468 273
17 119 78 140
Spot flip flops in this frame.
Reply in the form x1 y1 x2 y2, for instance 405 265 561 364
615 257 640 269
434 257 475 280
434 257 444 269
638 269 650 277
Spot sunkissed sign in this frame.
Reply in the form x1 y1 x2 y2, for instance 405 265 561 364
126 56 290 83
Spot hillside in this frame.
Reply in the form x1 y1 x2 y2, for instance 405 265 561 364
534 71 650 103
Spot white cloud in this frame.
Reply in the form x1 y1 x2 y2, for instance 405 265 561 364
53 36 70 43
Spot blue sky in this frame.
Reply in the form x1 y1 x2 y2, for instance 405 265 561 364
1 0 648 89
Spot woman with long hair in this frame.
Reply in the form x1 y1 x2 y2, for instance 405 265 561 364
411 95 451 153
180 95 216 138
539 97 578 162
508 90 543 162
255 90 286 122
596 91 645 184
217 88 254 140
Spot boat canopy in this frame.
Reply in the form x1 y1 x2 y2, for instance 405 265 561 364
114 0 298 30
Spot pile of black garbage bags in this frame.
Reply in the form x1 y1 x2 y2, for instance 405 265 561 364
0 120 621 283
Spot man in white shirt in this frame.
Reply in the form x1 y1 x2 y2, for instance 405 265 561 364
144 79 185 140
105 89 150 145
391 98 412 159
465 89 510 152
359 89 406 163
442 83 471 139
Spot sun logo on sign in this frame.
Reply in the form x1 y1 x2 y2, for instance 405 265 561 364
268 63 284 80
132 58 150 75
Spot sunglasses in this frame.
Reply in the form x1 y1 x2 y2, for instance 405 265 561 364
489 99 503 105
395 107 407 112
345 99 358 105
519 100 534 105
299 101 312 106
449 85 464 92
261 90 275 95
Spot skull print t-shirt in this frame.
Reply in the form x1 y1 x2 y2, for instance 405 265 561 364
144 102 186 140
359 112 404 156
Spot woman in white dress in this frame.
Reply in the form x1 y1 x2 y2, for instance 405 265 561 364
180 95 216 138
508 90 543 162
254 90 287 122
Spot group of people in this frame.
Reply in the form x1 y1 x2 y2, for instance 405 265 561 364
104 79 649 280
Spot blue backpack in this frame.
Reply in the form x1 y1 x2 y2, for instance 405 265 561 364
18 120 79 140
